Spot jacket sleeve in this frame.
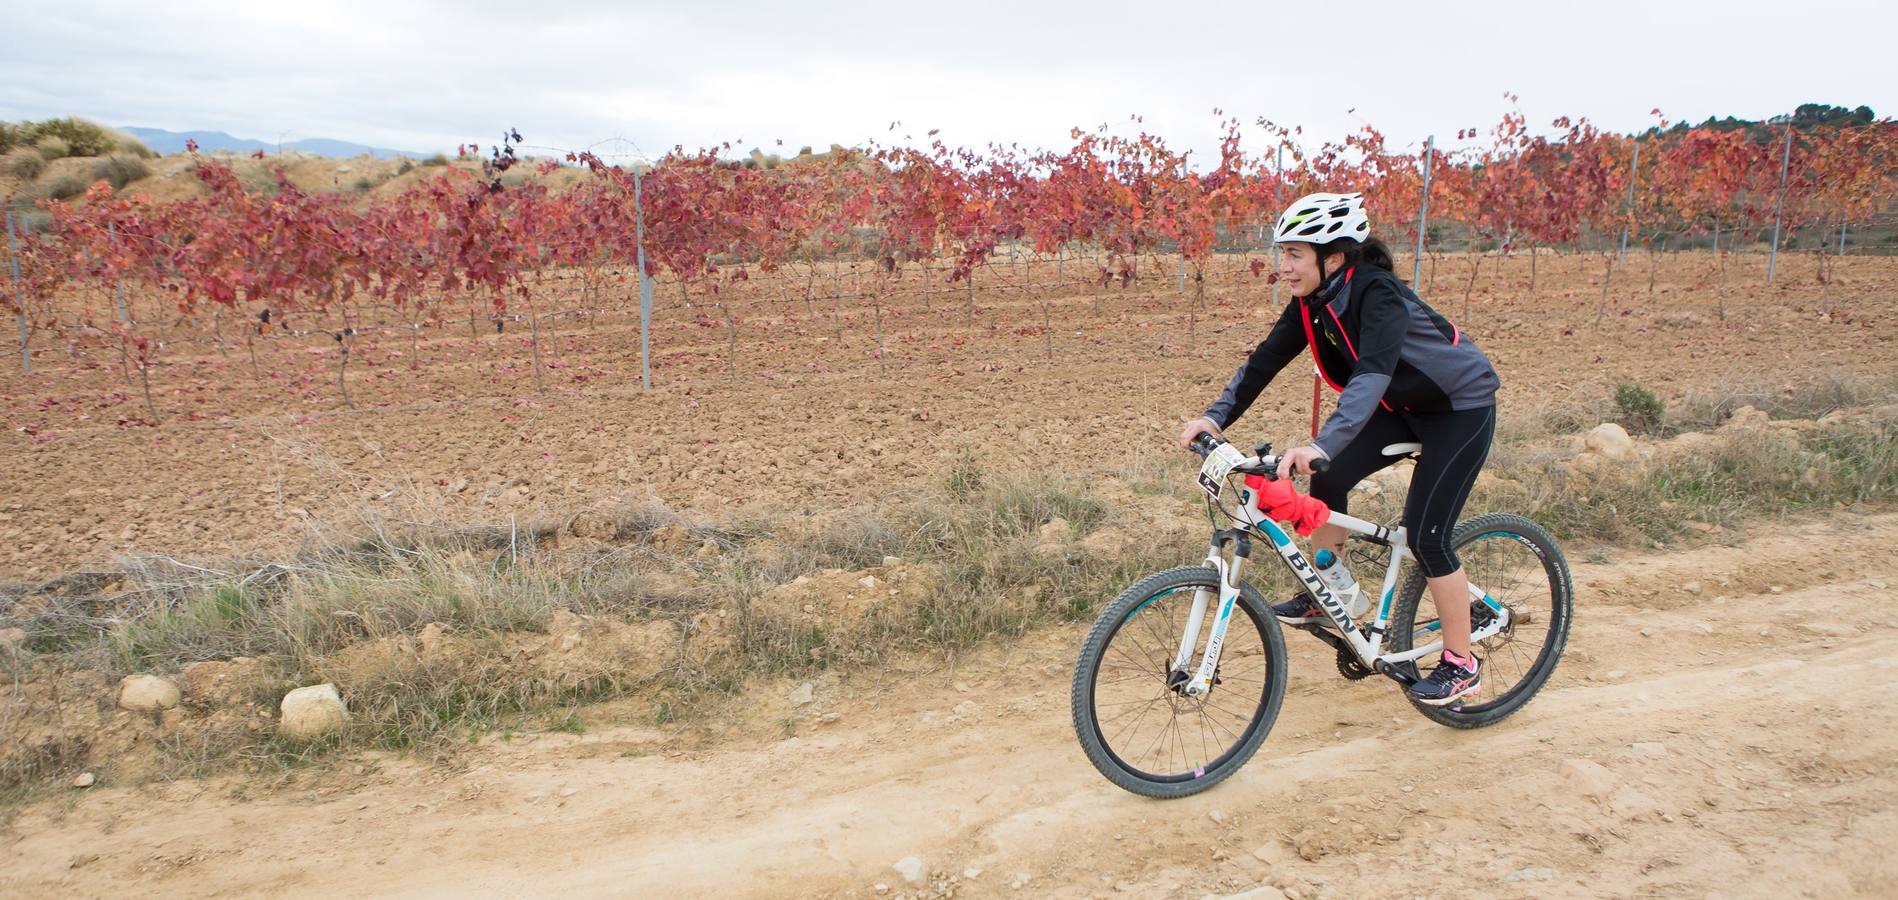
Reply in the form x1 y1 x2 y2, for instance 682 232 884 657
1313 278 1406 458
1203 298 1307 429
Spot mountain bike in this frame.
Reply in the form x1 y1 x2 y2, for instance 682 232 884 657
1070 432 1573 798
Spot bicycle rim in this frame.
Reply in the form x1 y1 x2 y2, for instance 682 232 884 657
1408 527 1563 713
1087 579 1277 783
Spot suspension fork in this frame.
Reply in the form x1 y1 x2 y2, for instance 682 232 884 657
1179 529 1251 698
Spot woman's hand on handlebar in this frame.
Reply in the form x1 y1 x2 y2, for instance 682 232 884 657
1276 445 1329 479
1178 416 1223 450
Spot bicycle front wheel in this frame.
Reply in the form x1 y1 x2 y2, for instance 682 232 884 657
1071 565 1289 798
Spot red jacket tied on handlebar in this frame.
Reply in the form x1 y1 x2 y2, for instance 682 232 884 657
1243 474 1331 537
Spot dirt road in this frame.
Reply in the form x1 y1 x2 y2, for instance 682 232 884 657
4 512 1895 898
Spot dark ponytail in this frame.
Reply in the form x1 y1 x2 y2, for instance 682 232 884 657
1320 236 1400 280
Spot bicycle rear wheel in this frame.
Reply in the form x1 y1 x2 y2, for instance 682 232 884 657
1071 565 1288 798
1388 513 1573 728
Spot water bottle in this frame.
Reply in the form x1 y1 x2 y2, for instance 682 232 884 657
1315 549 1370 618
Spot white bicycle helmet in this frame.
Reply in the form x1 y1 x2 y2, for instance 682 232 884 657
1273 192 1370 245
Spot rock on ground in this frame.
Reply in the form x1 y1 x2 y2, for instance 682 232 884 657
892 856 926 884
1722 405 1771 431
279 683 349 738
118 674 181 711
1582 423 1637 462
651 524 691 555
1558 757 1617 801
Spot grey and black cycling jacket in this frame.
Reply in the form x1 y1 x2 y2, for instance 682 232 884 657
1203 264 1500 459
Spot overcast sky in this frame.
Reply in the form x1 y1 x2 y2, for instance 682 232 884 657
5 0 1893 166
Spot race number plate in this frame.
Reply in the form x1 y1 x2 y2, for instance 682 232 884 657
1196 441 1247 499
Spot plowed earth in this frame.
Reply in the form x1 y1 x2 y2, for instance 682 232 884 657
3 252 1893 579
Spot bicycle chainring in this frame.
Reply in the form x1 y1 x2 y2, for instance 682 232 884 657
1335 646 1375 680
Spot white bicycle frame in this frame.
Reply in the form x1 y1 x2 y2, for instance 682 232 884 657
1176 442 1512 698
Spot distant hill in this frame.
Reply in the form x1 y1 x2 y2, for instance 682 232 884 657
120 127 424 160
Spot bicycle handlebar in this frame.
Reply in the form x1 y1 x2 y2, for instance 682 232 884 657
1190 432 1328 478
1189 432 1222 457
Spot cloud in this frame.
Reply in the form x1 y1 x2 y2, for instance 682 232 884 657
3 0 1893 166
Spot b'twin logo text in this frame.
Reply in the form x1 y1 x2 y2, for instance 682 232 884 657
1196 599 1237 686
1287 553 1357 634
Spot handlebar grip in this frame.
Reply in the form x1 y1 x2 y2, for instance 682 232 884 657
1309 457 1329 474
1190 431 1221 458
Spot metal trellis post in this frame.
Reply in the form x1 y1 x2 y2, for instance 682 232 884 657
110 221 127 321
1271 145 1283 307
1412 134 1434 285
5 211 28 374
634 167 654 390
1768 120 1793 285
1618 137 1640 264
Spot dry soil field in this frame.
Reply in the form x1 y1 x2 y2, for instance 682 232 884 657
2 250 1893 577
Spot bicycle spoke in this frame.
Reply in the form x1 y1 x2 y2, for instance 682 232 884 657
1089 576 1277 782
1199 706 1243 743
1107 640 1160 677
1110 695 1167 750
1436 528 1562 713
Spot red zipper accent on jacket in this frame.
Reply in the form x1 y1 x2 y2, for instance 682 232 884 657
1305 267 1394 412
1297 296 1345 392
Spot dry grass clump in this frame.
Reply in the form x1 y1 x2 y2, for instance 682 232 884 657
33 136 70 161
4 147 45 180
1477 414 1894 546
1671 369 1886 430
7 173 86 207
92 154 152 190
2 471 1182 780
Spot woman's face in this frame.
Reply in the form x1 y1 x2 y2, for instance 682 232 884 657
1277 242 1335 297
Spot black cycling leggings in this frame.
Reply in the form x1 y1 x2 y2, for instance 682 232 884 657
1308 404 1496 578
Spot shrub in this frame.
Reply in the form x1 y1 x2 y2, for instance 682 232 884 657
116 134 156 159
39 118 140 157
35 137 70 161
22 174 86 203
92 154 151 190
1 118 150 159
237 166 281 196
3 148 43 180
422 153 449 167
1614 383 1665 434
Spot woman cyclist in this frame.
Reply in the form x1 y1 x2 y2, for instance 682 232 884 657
1178 192 1500 707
